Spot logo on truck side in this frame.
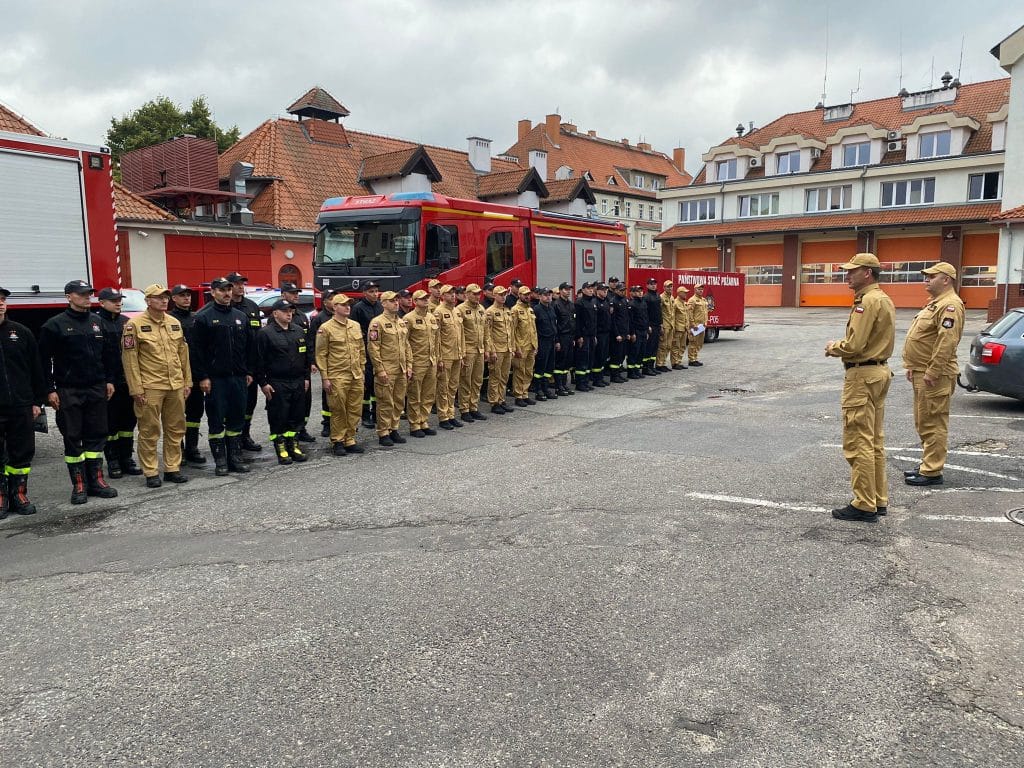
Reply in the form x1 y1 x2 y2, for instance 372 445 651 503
581 248 595 273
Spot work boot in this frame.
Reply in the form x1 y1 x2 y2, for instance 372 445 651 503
8 474 37 516
274 438 293 465
183 426 207 464
321 416 331 437
210 439 230 477
389 430 407 444
361 404 373 428
104 442 123 479
163 471 188 484
378 434 394 447
534 390 548 402
67 463 88 505
332 442 348 457
296 427 316 444
85 458 118 499
240 423 262 452
227 436 252 473
287 437 308 463
119 438 144 476
0 474 7 519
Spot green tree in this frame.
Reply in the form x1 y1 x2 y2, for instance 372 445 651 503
106 95 240 167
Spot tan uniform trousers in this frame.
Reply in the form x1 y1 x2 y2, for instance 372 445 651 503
841 366 892 513
488 352 512 404
670 329 687 366
375 368 408 436
436 359 462 422
687 330 705 362
911 372 955 477
133 388 185 476
407 363 437 431
460 352 484 414
512 350 536 398
326 375 363 445
657 326 674 366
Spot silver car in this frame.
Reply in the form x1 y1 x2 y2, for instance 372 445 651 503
962 308 1024 400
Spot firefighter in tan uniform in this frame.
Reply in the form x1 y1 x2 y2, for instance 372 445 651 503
433 284 464 430
406 289 440 437
825 253 896 522
427 278 442 311
686 284 709 366
367 290 413 447
901 261 965 486
655 280 676 371
511 286 539 406
316 294 366 456
670 285 690 369
484 286 514 413
456 284 488 422
121 284 192 487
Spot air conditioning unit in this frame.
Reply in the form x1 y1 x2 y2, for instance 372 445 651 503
886 140 902 152
749 157 762 167
887 130 902 141
810 148 822 159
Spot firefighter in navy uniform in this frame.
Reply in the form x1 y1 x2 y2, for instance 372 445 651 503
643 278 663 375
573 283 597 392
608 283 630 383
532 287 558 399
627 285 649 378
95 287 142 479
350 282 383 427
280 281 317 444
309 291 337 436
256 299 311 465
226 271 264 452
38 280 119 504
592 283 612 387
552 282 576 396
169 284 207 464
192 277 255 476
0 286 46 518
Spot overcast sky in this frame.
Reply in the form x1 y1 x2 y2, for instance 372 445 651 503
1 1 1019 174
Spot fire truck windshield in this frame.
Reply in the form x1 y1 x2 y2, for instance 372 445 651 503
315 220 419 269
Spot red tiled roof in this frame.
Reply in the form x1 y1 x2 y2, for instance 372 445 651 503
544 177 596 204
113 182 178 222
360 146 441 182
657 203 1002 241
287 86 350 119
0 101 44 135
689 79 1009 185
477 168 547 198
992 204 1024 222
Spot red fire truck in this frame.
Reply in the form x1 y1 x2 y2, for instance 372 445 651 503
0 129 119 330
313 192 628 296
630 268 747 342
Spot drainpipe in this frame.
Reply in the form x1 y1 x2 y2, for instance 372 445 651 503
858 165 869 213
719 181 726 222
1004 221 1013 315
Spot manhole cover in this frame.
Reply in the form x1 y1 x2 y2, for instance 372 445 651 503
1007 508 1024 527
961 439 1009 452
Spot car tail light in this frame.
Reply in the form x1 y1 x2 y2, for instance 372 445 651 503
981 341 1006 365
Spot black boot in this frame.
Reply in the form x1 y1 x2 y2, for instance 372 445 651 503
85 457 118 499
274 437 293 465
68 462 88 504
240 422 262 452
321 415 331 437
227 436 251 473
287 437 308 463
119 437 144 476
361 403 373 428
104 441 123 479
210 439 229 477
183 426 207 464
0 474 7 519
8 474 37 516
296 426 316 443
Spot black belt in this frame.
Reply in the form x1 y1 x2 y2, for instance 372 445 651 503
845 360 887 370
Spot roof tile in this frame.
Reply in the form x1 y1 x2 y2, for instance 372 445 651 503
0 101 44 135
113 182 178 222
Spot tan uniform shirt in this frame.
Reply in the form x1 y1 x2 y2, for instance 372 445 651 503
660 291 676 328
315 317 365 377
406 307 440 366
367 311 412 374
902 288 965 378
455 300 486 355
428 297 441 311
434 303 464 360
511 301 538 353
827 284 896 363
483 303 513 354
687 295 709 327
673 298 691 331
122 309 191 394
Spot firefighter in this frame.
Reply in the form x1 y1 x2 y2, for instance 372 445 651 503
38 280 119 504
96 287 142 478
687 284 710 366
552 282 576 396
643 278 663 376
405 289 440 437
627 285 649 379
433 284 464 430
169 284 207 464
397 289 415 317
316 294 366 456
592 283 611 387
226 271 264 452
511 286 539 406
309 290 338 436
257 299 311 465
573 283 597 392
351 282 383 428
280 280 317 444
0 286 46 517
505 278 523 309
192 277 254 476
427 278 442 310
608 282 630 383
671 286 691 369
484 286 514 413
121 284 192 487
532 287 558 398
656 280 676 372
367 291 413 447
455 284 488 422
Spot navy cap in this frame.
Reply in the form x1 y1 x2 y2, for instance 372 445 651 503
271 299 295 311
170 284 192 296
607 276 620 283
97 287 124 301
646 277 657 285
0 286 10 298
558 282 572 290
64 280 94 295
210 277 232 289
363 281 380 290
510 278 523 287
595 283 608 290
279 281 299 293
225 271 248 283
483 282 495 290
397 289 412 298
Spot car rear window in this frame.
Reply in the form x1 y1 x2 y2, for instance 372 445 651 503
983 311 1024 339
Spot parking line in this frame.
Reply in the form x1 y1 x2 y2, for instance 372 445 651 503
821 444 1016 459
919 515 1009 523
891 455 1019 481
686 493 827 512
950 414 1024 422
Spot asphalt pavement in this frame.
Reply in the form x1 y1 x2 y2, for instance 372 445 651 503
2 306 1022 767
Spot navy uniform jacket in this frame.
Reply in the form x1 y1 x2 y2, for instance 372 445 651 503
610 294 630 337
38 307 115 391
191 302 253 380
533 302 557 339
96 308 128 385
629 297 649 334
574 296 597 338
256 321 311 383
0 319 46 408
644 289 663 326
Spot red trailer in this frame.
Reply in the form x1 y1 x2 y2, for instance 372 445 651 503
629 268 747 342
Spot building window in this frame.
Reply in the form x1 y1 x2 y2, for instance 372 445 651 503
717 158 737 181
657 207 662 221
425 223 461 270
624 201 632 218
919 130 952 159
806 184 853 212
651 178 661 190
878 261 935 284
649 205 655 221
738 193 779 218
881 178 935 207
739 265 783 285
680 198 716 222
801 263 846 284
776 150 800 174
961 265 996 287
613 200 620 216
638 203 645 220
968 171 1002 201
601 198 608 214
842 141 870 167
640 233 648 249
634 174 645 188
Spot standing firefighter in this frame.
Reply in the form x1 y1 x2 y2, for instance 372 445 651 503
484 286 514 413
552 282 576 396
96 287 142 479
256 299 311 465
316 294 366 455
121 284 192 487
280 280 317 444
643 278 663 376
656 280 676 372
0 286 46 517
608 283 630 383
456 284 488 422
38 280 118 504
227 271 264 453
351 282 383 428
433 285 464 430
309 291 338 437
510 286 538 407
670 286 690 369
367 291 413 447
686 284 710 367
627 285 649 379
405 290 440 437
168 284 207 465
532 287 558 399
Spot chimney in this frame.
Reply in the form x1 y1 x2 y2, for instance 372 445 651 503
467 136 492 173
545 113 561 137
637 142 651 151
621 138 630 146
528 149 548 181
673 147 686 172
587 130 597 137
229 161 254 226
518 119 532 140
564 122 577 133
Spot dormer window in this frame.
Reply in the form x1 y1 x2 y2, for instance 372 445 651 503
776 150 800 174
633 173 645 189
919 130 951 159
842 142 870 167
717 158 737 181
607 176 617 185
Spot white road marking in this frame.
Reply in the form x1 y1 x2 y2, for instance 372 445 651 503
950 414 1024 422
821 444 1017 459
686 493 828 512
891 456 1019 481
919 515 1009 523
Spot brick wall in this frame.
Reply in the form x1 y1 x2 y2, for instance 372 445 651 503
987 283 1024 321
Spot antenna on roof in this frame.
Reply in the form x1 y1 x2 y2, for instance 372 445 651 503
957 34 965 80
898 27 904 94
850 69 861 103
820 5 829 106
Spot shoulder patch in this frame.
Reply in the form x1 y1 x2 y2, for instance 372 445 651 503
122 334 136 349
941 318 955 329
945 305 956 313
854 306 865 314
369 329 379 341
140 325 152 332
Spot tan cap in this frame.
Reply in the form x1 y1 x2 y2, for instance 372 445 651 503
379 290 398 301
143 283 171 298
427 278 442 288
922 261 957 279
492 285 507 296
465 283 482 294
663 280 673 287
439 284 455 295
412 289 429 299
518 285 532 296
331 293 352 306
840 252 881 270
676 285 690 294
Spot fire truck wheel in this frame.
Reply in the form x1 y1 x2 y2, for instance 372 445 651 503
705 327 720 343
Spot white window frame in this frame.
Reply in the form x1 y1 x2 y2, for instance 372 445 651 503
613 200 621 216
679 198 717 222
776 149 800 174
842 141 870 167
600 198 608 215
880 178 936 208
624 201 632 218
640 233 648 249
738 193 780 218
919 129 952 159
651 178 661 191
717 158 737 181
634 174 645 189
967 171 1002 201
638 203 645 220
805 184 853 213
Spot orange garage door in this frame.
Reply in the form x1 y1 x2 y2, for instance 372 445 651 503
735 242 782 306
799 240 858 306
960 233 998 310
673 245 718 270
